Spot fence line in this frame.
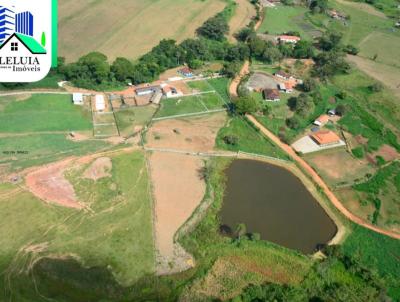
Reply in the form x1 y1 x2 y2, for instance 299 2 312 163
152 109 226 121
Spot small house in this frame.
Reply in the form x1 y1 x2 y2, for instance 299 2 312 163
311 130 341 146
313 114 330 126
135 85 161 96
178 67 194 78
162 85 183 98
263 89 280 102
95 95 106 112
275 70 292 81
72 93 83 105
328 109 336 116
276 35 301 44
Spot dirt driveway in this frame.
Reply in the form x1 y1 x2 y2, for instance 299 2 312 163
149 152 206 273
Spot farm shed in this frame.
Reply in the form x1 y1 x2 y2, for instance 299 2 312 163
72 93 83 105
311 130 341 146
263 89 280 102
276 35 301 44
135 85 161 96
95 95 106 112
313 114 330 126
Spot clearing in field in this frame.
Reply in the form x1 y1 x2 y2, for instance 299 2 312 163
305 148 375 187
147 112 227 153
0 94 92 133
257 5 321 38
149 152 206 274
114 105 157 138
0 151 154 297
358 32 400 68
59 0 226 62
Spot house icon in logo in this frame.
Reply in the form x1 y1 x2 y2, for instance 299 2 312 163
0 33 46 55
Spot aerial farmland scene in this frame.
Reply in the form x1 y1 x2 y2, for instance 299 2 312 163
0 0 400 301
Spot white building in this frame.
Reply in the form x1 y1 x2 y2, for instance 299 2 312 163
95 95 106 112
72 93 83 105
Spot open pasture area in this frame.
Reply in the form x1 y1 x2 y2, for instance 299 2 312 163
0 94 92 133
0 151 154 300
0 134 110 173
114 105 157 138
257 5 321 38
58 0 226 62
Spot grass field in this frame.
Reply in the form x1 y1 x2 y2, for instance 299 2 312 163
59 0 226 61
0 151 154 301
155 92 227 118
343 224 400 299
0 134 110 171
258 5 321 38
216 116 289 159
0 94 92 133
114 106 157 137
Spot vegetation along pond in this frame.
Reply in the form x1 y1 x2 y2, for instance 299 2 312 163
220 159 337 254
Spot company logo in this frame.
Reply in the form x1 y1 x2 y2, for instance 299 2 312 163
0 0 56 82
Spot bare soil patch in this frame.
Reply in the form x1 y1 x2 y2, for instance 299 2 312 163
83 157 112 181
229 0 257 41
149 152 206 273
25 159 83 209
147 113 227 152
371 144 399 162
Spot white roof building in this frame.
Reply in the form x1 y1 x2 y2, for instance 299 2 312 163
95 95 106 111
72 93 83 105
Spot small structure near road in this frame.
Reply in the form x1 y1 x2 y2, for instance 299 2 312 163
178 67 194 78
276 35 301 44
263 89 280 101
72 93 83 105
275 70 293 81
135 84 161 96
161 84 183 98
95 95 106 112
313 114 330 127
292 130 346 154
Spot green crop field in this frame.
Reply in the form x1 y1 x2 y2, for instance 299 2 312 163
0 151 154 301
0 94 92 133
59 0 226 62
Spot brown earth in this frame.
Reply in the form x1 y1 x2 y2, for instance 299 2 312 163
149 152 206 268
371 144 399 162
147 113 227 152
228 0 257 41
83 157 112 181
25 159 83 209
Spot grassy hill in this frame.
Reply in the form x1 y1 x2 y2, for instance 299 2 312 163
58 0 226 62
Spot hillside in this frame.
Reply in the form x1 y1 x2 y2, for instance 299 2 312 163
58 0 226 62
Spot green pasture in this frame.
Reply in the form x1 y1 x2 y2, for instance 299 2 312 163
0 94 92 133
114 106 157 137
0 134 110 171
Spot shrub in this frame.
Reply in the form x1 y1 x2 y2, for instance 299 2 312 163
352 147 365 159
223 135 239 146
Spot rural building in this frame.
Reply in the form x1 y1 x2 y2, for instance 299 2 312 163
276 35 301 44
263 89 280 102
396 21 400 28
95 95 106 112
275 70 293 81
328 109 336 116
162 85 183 98
313 114 330 126
178 67 194 78
72 93 83 105
135 85 161 96
311 130 341 146
328 10 346 20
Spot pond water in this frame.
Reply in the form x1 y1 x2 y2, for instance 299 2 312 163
220 159 337 254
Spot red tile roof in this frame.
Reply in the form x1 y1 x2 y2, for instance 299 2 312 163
311 130 341 145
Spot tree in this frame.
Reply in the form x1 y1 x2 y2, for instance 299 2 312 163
235 223 247 239
235 27 255 42
318 30 343 51
223 135 239 146
262 46 283 63
369 83 383 93
196 14 229 41
111 57 134 82
301 77 317 92
336 104 346 116
313 50 350 78
295 93 314 117
286 116 301 129
222 61 241 78
343 44 359 55
235 96 260 114
293 40 315 58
